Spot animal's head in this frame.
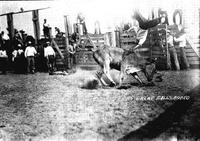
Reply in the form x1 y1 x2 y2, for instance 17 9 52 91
144 58 157 82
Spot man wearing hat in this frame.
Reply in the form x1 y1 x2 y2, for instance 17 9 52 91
44 41 55 74
24 41 37 74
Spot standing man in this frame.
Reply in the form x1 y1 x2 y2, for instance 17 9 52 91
24 41 37 74
174 25 190 70
44 41 56 75
166 30 180 70
43 19 50 39
68 43 76 73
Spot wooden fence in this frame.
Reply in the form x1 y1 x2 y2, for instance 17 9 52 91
118 24 199 70
75 34 104 69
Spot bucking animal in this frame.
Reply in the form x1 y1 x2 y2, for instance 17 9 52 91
93 45 158 87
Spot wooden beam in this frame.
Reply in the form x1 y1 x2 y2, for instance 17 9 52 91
32 10 40 45
51 39 64 59
6 13 14 40
0 7 50 16
64 15 69 48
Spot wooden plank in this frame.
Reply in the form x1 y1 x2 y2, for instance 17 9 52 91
185 49 196 53
152 50 166 55
138 48 150 52
188 60 200 65
187 57 200 61
151 46 164 51
90 37 104 40
52 39 64 59
56 62 64 65
186 52 197 57
152 54 166 58
120 33 135 37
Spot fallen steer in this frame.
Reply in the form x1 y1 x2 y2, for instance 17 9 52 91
93 45 159 87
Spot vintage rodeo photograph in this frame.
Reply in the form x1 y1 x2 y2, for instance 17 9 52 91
0 0 200 141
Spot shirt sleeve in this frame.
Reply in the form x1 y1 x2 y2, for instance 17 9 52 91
174 34 186 42
24 48 27 57
52 48 55 56
34 48 37 54
44 48 47 57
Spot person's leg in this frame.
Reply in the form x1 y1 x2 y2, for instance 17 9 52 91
131 72 144 85
2 58 7 74
48 55 54 73
32 57 35 73
167 49 172 70
27 57 31 73
180 47 190 69
170 47 180 70
72 54 76 72
134 11 162 30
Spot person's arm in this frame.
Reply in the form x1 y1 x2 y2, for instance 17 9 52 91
51 47 56 56
137 30 148 45
44 48 47 57
34 47 37 56
24 47 27 58
133 29 148 50
174 34 186 42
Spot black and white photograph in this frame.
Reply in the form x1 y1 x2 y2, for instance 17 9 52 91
0 0 200 140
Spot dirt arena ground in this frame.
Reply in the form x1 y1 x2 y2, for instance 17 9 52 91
0 69 199 141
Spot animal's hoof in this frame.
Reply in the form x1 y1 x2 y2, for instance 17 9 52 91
155 76 163 82
109 82 116 87
146 81 156 86
116 85 122 89
139 83 145 87
116 85 131 89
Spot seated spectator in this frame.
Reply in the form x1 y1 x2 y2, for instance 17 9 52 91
55 27 64 38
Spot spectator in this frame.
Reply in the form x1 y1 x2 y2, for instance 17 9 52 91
77 13 87 35
0 49 8 74
43 19 50 39
12 44 26 73
174 25 190 70
1 31 9 41
44 41 56 75
68 43 76 72
55 27 64 38
24 41 37 74
166 30 180 70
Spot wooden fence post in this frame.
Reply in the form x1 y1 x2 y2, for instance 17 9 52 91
6 13 14 40
64 15 70 69
115 30 121 48
32 10 40 45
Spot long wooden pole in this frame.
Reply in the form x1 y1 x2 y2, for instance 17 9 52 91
64 15 69 48
64 15 70 68
32 10 40 45
6 13 14 40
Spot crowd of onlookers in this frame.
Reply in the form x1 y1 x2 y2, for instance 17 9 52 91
0 18 77 75
0 27 58 75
